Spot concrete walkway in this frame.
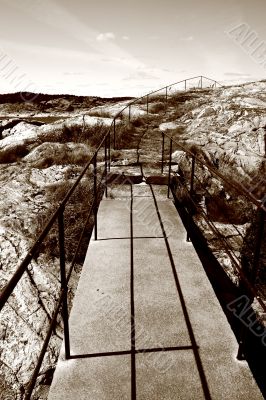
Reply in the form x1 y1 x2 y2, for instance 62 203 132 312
48 183 263 399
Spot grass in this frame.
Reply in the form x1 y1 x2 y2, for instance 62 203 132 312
88 109 111 118
60 121 110 147
35 171 104 264
149 101 166 114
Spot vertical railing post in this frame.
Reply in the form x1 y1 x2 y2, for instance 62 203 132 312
147 95 149 114
113 118 116 150
93 153 98 240
187 156 196 242
58 208 70 360
161 132 165 174
167 138 172 198
108 131 111 172
104 137 108 198
165 87 168 112
200 76 203 89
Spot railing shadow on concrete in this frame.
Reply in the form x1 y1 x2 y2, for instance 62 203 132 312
1 75 264 398
113 75 265 362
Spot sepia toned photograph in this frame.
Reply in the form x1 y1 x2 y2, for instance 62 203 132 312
0 0 265 399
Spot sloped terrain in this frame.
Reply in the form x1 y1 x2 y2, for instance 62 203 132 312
0 80 265 398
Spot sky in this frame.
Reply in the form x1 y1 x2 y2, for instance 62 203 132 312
0 0 265 97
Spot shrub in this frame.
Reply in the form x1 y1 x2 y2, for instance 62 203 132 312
37 175 103 263
61 121 110 148
149 102 166 114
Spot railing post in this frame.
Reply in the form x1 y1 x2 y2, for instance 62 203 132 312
200 76 203 89
161 132 165 174
108 131 111 172
147 95 149 114
186 156 196 242
93 154 98 240
167 138 172 198
113 118 116 150
58 208 70 360
104 137 108 198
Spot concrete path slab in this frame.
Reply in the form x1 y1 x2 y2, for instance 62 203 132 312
134 238 190 349
48 184 263 400
48 355 131 400
68 238 131 355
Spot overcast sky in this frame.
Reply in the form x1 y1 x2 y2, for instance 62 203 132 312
0 0 265 97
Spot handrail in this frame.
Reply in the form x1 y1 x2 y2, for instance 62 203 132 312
114 75 222 118
161 134 266 316
1 74 263 397
0 120 114 310
0 75 222 309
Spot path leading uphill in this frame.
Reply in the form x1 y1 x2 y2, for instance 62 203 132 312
48 182 262 399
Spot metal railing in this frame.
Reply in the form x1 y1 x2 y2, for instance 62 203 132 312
161 133 265 359
110 75 265 361
112 75 222 147
3 74 260 397
0 127 112 398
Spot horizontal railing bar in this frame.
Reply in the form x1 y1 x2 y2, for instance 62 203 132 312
114 75 222 118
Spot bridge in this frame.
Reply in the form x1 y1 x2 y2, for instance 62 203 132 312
0 76 265 399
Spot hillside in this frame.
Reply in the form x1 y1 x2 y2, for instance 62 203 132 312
0 80 265 398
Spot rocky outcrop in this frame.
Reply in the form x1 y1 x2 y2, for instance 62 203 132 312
159 81 266 299
1 80 266 397
0 114 113 398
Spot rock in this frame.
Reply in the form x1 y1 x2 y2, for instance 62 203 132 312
159 122 179 131
23 142 91 167
197 106 216 118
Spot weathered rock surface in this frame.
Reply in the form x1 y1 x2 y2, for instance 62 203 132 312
1 81 266 398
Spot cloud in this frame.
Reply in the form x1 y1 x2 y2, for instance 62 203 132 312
63 72 86 76
96 32 116 42
122 36 130 40
123 70 158 81
180 36 194 41
224 72 251 77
